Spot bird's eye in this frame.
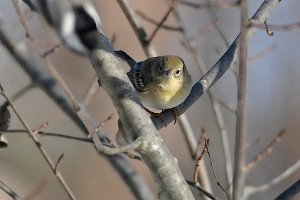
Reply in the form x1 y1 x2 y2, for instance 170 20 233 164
159 66 163 72
175 69 181 75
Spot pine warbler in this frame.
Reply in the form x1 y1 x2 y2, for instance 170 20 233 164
115 50 192 115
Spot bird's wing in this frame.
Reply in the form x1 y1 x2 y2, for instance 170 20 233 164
115 50 137 68
127 62 147 93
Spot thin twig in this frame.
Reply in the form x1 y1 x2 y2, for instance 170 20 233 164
175 0 239 9
81 74 99 106
0 179 22 200
243 160 300 199
193 139 229 199
3 129 142 160
95 113 116 132
188 19 221 42
245 128 286 172
250 21 300 32
42 44 60 58
2 129 92 142
264 21 274 36
136 10 182 32
211 93 237 113
232 0 249 199
12 0 32 39
54 154 65 175
148 1 175 43
193 139 208 182
205 0 230 47
0 88 76 200
177 112 213 195
0 180 22 200
204 140 229 199
11 83 35 102
33 121 49 132
248 43 276 63
0 27 88 134
11 1 81 112
92 131 141 155
186 180 221 200
192 127 206 159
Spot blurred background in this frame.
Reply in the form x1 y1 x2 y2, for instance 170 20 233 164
0 0 300 199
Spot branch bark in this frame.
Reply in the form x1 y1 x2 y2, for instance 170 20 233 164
88 31 195 200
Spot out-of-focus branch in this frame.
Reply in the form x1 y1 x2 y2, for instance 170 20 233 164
81 74 99 106
136 10 183 31
0 87 76 200
232 0 249 199
23 178 48 200
245 128 286 172
147 2 175 43
11 0 81 112
1 6 155 199
274 179 300 200
0 179 22 200
0 26 88 134
243 160 300 199
3 129 92 143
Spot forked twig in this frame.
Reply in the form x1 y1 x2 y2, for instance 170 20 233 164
194 139 229 199
0 86 76 200
11 1 80 112
137 10 182 32
148 1 175 43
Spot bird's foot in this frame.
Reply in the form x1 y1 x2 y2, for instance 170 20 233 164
144 108 167 126
167 108 179 124
144 108 178 126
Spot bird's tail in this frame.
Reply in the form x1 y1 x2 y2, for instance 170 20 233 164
115 50 137 68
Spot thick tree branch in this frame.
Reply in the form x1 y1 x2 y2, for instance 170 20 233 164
0 19 155 200
17 1 195 199
87 31 195 200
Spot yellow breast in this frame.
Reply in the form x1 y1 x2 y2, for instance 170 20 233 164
138 78 192 110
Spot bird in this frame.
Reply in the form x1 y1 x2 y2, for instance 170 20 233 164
115 50 192 124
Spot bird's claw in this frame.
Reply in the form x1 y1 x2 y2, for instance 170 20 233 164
144 107 179 126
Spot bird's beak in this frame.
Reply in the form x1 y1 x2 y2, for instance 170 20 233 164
164 69 172 77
